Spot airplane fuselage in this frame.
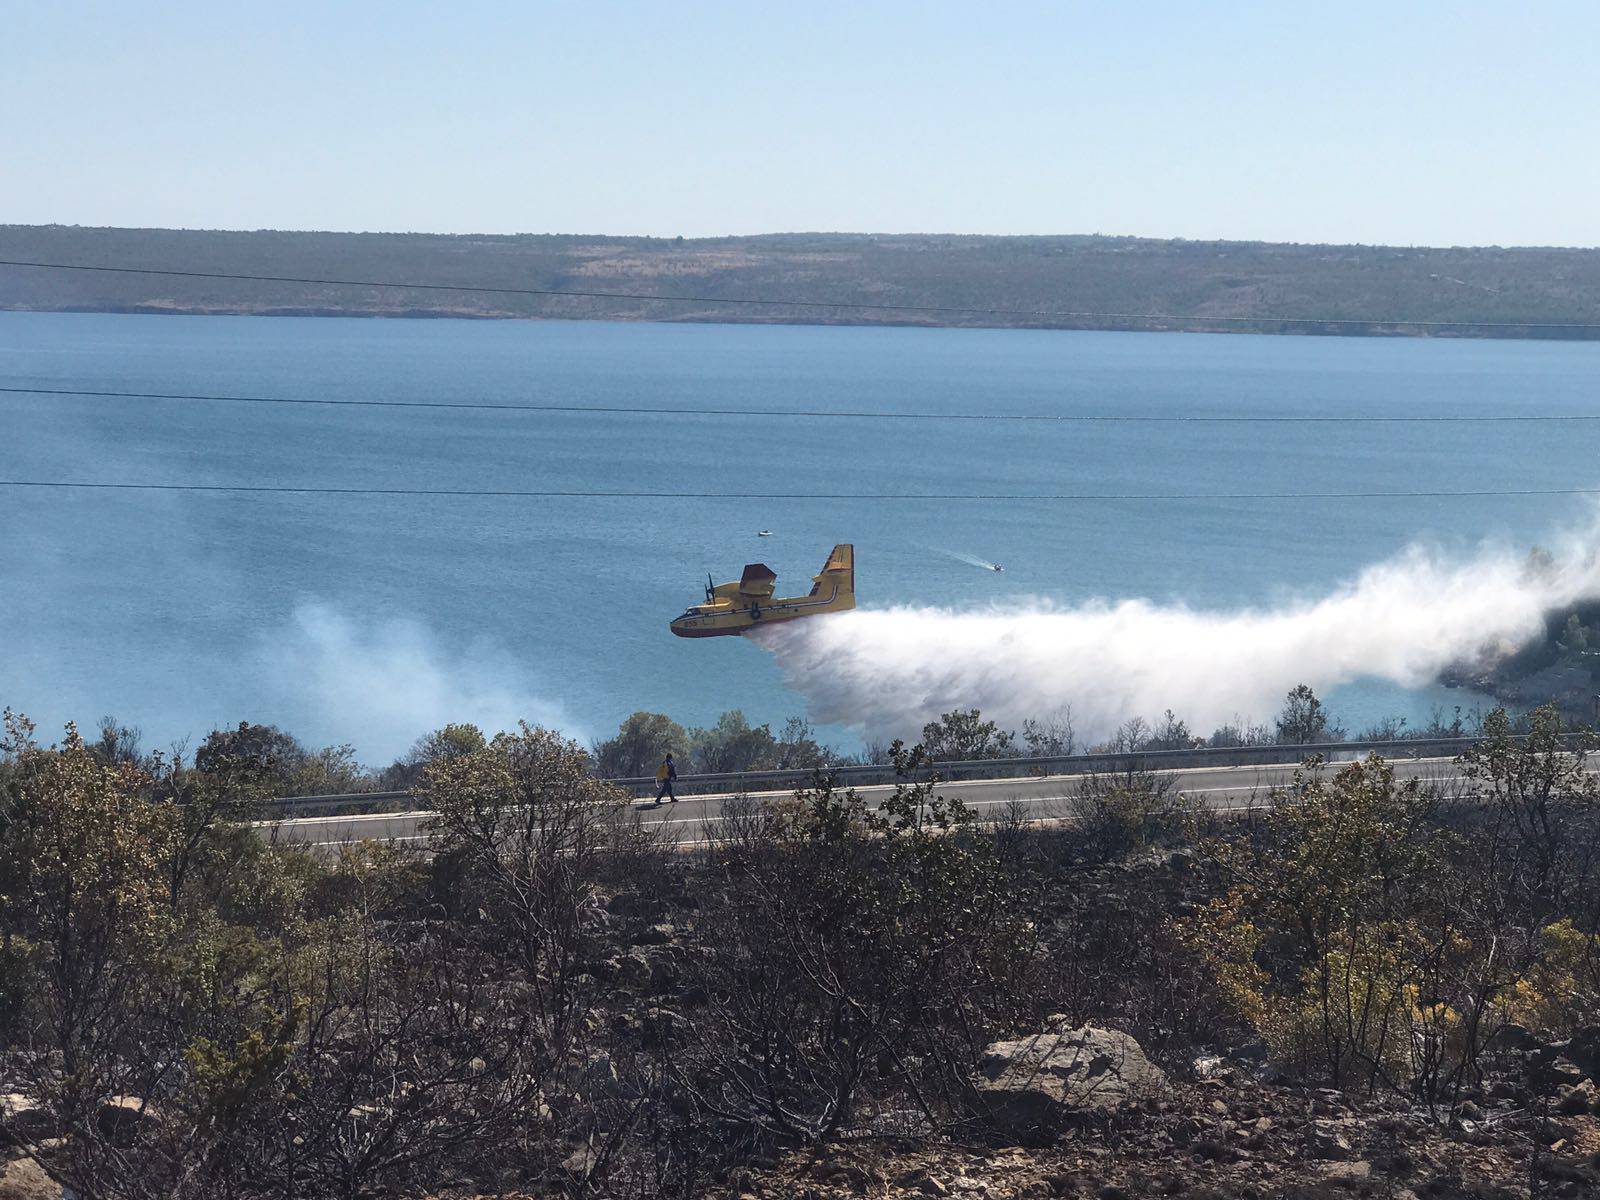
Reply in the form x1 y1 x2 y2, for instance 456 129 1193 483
670 544 854 638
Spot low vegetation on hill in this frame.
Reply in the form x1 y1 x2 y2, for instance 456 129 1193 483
1448 598 1600 721
3 702 1600 1198
5 225 1600 337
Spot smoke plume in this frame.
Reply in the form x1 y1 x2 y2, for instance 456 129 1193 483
250 602 579 761
756 524 1600 746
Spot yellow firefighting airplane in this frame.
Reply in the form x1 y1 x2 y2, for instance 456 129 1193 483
670 544 855 638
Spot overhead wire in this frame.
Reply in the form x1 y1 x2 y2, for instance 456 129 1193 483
4 260 1594 504
4 384 1600 423
3 256 1599 331
4 480 1599 502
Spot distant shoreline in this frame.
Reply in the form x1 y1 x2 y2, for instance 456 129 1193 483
0 304 1563 338
4 224 1598 340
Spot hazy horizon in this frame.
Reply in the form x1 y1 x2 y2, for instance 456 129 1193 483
8 3 1598 247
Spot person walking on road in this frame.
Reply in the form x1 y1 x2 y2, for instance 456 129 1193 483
655 753 678 803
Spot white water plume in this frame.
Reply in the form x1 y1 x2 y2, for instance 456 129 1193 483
757 523 1600 746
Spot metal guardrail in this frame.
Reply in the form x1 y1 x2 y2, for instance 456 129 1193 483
267 735 1501 812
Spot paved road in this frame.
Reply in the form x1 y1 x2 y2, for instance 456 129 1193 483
258 756 1478 849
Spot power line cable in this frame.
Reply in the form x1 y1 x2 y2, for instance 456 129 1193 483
3 257 1597 331
4 480 1598 501
5 384 1600 423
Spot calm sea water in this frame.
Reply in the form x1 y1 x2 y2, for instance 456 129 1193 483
3 312 1598 761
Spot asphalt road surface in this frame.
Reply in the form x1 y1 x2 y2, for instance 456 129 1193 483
257 756 1480 850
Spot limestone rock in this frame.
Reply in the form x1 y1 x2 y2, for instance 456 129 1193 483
1192 1054 1225 1078
813 1162 883 1193
892 1168 950 1196
616 952 652 987
1558 1025 1600 1081
575 1051 636 1100
1553 1077 1597 1115
94 1097 154 1149
562 1145 597 1178
0 1157 62 1200
645 949 682 993
1527 1042 1585 1091
605 892 664 920
1320 1160 1372 1182
0 1096 52 1145
1306 1118 1356 1160
1490 1023 1539 1052
976 1025 1169 1131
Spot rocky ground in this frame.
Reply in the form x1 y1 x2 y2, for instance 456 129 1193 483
7 1075 1599 1199
706 1070 1600 1200
6 845 1600 1198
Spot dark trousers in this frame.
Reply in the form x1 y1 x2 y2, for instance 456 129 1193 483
655 778 676 801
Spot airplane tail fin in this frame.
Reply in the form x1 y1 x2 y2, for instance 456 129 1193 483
810 543 854 603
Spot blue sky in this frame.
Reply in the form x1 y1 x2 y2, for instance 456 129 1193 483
5 1 1597 245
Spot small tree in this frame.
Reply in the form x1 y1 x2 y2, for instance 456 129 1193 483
157 741 271 905
1523 545 1557 582
90 716 144 767
688 710 779 774
196 721 299 778
592 711 687 778
1275 684 1345 745
1021 706 1075 757
1102 716 1151 753
1146 709 1195 751
378 722 487 790
919 709 1015 761
774 715 830 769
196 722 366 797
1208 717 1272 748
217 916 549 1200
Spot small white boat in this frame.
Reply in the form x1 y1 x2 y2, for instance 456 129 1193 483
756 530 772 537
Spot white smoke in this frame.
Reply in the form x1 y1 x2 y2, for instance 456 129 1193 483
756 522 1600 746
250 601 580 761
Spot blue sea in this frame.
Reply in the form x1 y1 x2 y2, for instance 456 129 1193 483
3 312 1597 762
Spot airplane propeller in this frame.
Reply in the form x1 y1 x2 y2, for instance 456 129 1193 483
705 572 715 603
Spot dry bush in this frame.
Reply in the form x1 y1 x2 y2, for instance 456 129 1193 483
1182 711 1600 1105
1181 755 1455 1090
1458 705 1600 920
418 723 644 1053
1039 873 1252 1069
1069 765 1188 862
0 717 604 1199
670 749 1037 1147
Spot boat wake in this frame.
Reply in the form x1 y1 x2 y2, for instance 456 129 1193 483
936 548 1005 573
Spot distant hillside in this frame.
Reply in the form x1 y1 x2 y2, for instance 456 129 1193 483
3 225 1599 338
